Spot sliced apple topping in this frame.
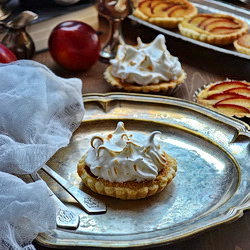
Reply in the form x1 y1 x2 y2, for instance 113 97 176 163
210 27 240 35
225 87 250 97
188 15 207 26
206 92 244 100
198 17 230 29
204 20 240 31
153 3 175 17
214 97 250 108
208 80 250 91
139 0 154 16
215 104 250 116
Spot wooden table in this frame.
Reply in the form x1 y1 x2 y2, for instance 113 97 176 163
33 15 250 250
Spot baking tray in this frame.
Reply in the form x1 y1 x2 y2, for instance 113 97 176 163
129 0 250 60
36 93 250 249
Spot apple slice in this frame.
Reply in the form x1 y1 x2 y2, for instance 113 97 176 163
139 0 153 16
189 15 208 26
209 81 249 91
210 26 239 35
153 3 175 17
198 18 227 29
204 19 240 31
151 0 169 8
206 92 243 100
169 7 192 17
167 5 184 17
225 87 250 97
150 0 166 8
214 103 250 115
214 97 250 108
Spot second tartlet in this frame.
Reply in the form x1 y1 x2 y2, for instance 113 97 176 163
104 34 186 93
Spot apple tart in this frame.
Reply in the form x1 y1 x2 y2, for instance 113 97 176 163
234 33 250 56
77 122 177 200
179 13 248 45
133 0 197 28
195 80 250 118
104 34 186 93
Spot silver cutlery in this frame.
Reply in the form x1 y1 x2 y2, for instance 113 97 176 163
30 172 80 230
41 164 107 214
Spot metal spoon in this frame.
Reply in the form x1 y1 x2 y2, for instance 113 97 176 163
41 164 107 214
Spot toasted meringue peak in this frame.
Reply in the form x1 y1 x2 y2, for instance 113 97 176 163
110 34 183 85
85 121 168 182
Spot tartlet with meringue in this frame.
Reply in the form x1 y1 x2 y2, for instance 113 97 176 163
77 122 177 200
104 34 186 93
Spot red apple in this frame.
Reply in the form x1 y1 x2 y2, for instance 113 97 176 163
49 21 100 71
0 44 17 63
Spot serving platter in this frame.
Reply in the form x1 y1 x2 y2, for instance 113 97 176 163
129 0 250 60
36 93 250 249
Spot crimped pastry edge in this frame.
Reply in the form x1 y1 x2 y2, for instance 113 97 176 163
104 65 186 94
178 14 249 45
77 153 177 200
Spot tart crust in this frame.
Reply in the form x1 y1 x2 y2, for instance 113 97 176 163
104 65 186 93
77 153 177 200
234 33 250 55
133 0 197 28
179 13 248 45
195 80 250 118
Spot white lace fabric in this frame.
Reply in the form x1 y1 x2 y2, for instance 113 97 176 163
0 60 85 249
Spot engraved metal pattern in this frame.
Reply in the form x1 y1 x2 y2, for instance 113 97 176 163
56 209 80 229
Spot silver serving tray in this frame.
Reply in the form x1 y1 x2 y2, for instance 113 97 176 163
129 0 250 60
36 93 250 249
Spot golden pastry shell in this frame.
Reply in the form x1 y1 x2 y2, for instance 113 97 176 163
104 65 186 94
77 153 177 200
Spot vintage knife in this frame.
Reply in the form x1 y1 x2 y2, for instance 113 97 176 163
41 164 107 214
30 172 80 229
